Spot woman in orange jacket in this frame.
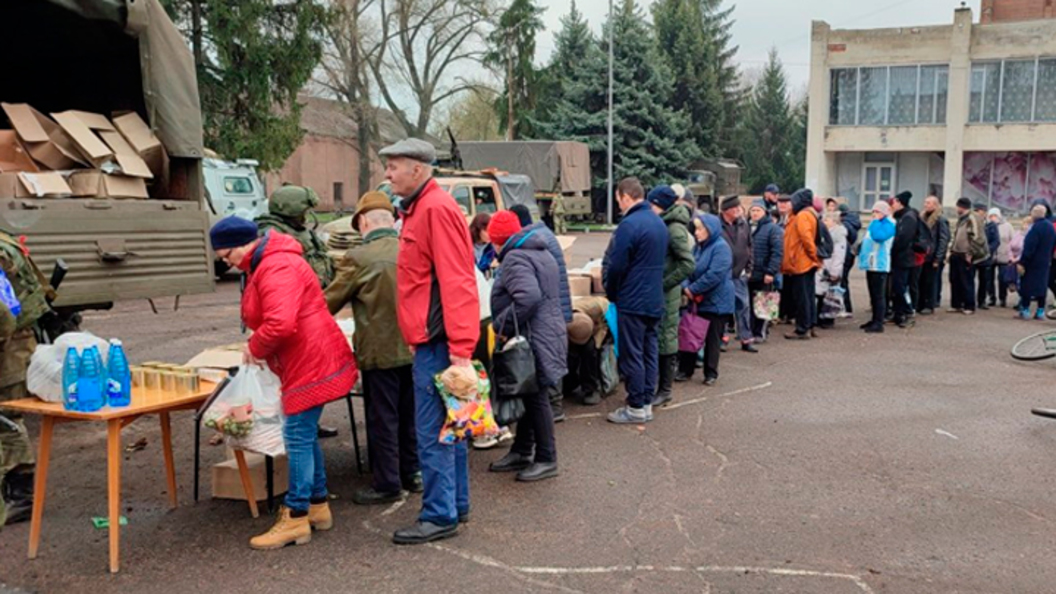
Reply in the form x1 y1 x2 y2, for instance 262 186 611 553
781 189 822 339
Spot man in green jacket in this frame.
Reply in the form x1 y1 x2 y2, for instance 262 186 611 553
256 185 335 288
324 191 420 504
646 186 694 409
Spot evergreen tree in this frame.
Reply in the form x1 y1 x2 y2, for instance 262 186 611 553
700 0 744 157
528 0 593 134
485 0 547 139
164 0 330 170
536 0 698 191
788 96 809 191
739 49 800 193
653 0 724 158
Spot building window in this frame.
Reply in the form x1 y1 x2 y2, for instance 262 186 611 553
968 58 1056 124
828 64 949 126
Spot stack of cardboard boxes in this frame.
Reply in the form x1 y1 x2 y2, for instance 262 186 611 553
0 103 166 200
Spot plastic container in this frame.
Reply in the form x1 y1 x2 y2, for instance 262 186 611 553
107 340 131 407
62 347 80 411
0 269 21 318
77 346 105 412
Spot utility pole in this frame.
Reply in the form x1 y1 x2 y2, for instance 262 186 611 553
606 0 614 225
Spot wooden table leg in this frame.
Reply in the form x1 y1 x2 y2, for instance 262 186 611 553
233 450 259 518
106 419 122 574
27 415 54 560
159 412 178 509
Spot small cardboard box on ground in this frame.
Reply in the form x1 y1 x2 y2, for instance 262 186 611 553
212 451 288 502
590 266 604 295
568 274 592 297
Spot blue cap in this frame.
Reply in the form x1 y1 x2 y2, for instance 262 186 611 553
646 185 678 211
210 216 259 250
765 183 780 194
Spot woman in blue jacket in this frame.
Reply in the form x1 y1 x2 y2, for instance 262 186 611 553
858 201 897 333
675 214 734 385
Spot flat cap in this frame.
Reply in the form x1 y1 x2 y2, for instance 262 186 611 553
378 138 436 164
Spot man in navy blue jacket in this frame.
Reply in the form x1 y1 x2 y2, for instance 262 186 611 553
603 178 669 424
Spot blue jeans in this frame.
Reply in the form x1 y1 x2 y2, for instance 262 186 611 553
283 405 327 512
413 342 470 526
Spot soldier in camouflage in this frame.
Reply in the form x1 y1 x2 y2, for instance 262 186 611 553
255 185 335 288
0 232 54 527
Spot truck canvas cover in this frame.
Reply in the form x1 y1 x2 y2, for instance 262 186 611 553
459 141 591 195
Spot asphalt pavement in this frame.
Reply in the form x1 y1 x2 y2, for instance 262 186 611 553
2 232 1056 593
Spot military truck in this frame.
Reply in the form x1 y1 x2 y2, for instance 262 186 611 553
0 0 213 312
456 141 593 223
686 158 745 213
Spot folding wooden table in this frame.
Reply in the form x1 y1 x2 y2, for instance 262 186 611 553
1 382 216 574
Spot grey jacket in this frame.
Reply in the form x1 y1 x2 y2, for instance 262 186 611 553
492 227 569 388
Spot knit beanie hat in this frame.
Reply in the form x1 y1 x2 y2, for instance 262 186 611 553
973 202 988 212
750 199 767 212
956 197 972 209
894 191 912 207
721 195 741 211
987 207 1001 219
647 185 679 211
812 196 825 213
508 204 533 227
210 216 259 250
568 312 594 345
872 201 892 217
488 210 523 248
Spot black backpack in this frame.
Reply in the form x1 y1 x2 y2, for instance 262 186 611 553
815 215 834 260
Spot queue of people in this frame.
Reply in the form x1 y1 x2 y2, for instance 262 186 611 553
206 136 1056 554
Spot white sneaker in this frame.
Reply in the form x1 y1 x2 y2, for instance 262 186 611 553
472 435 499 450
496 426 514 444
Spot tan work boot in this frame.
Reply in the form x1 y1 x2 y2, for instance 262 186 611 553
308 501 333 531
249 506 311 550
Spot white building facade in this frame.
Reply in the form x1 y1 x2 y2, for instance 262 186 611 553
806 7 1056 213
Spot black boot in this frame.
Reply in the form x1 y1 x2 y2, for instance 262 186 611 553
3 470 33 525
652 354 675 408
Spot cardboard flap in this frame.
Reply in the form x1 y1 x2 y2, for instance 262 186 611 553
100 131 153 179
68 170 148 199
66 110 116 132
112 112 162 152
51 111 114 165
0 131 38 173
2 103 49 143
17 172 71 197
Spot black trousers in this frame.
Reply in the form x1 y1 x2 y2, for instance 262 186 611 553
564 339 601 400
841 257 854 313
918 263 939 312
909 265 922 312
511 386 557 463
891 267 912 321
976 262 995 306
866 271 888 327
996 263 1012 305
362 366 419 494
949 254 976 311
786 271 816 336
935 262 945 307
677 311 724 381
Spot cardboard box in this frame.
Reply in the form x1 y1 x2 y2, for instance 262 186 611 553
0 131 37 173
590 266 604 295
2 103 86 170
556 235 576 265
0 172 72 198
99 130 152 179
51 110 115 167
68 169 148 199
569 274 592 297
112 111 166 178
212 452 288 502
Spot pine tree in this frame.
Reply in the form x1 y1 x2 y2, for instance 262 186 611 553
653 0 724 158
536 0 698 190
740 49 799 193
164 0 330 170
699 0 744 157
485 0 547 139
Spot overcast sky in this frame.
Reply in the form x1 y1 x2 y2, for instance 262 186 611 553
534 0 981 92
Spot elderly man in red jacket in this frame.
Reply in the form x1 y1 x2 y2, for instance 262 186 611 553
385 138 480 545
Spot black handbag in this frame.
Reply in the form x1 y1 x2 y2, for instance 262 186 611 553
491 306 536 425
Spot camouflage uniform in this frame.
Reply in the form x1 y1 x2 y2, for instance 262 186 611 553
255 185 335 288
0 232 53 526
552 194 567 235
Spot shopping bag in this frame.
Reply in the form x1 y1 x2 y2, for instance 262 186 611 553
202 365 285 457
600 341 618 396
435 361 500 444
491 307 535 425
752 290 781 321
677 309 710 353
820 287 846 320
1002 263 1019 286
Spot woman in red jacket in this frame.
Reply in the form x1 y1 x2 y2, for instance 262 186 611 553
210 216 358 551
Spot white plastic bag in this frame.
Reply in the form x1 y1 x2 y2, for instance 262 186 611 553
28 332 110 403
202 365 285 457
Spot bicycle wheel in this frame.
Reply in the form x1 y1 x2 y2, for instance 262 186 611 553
1011 330 1056 361
1031 407 1056 420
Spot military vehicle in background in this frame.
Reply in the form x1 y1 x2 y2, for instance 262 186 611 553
455 141 593 223
1 0 214 313
686 158 745 213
